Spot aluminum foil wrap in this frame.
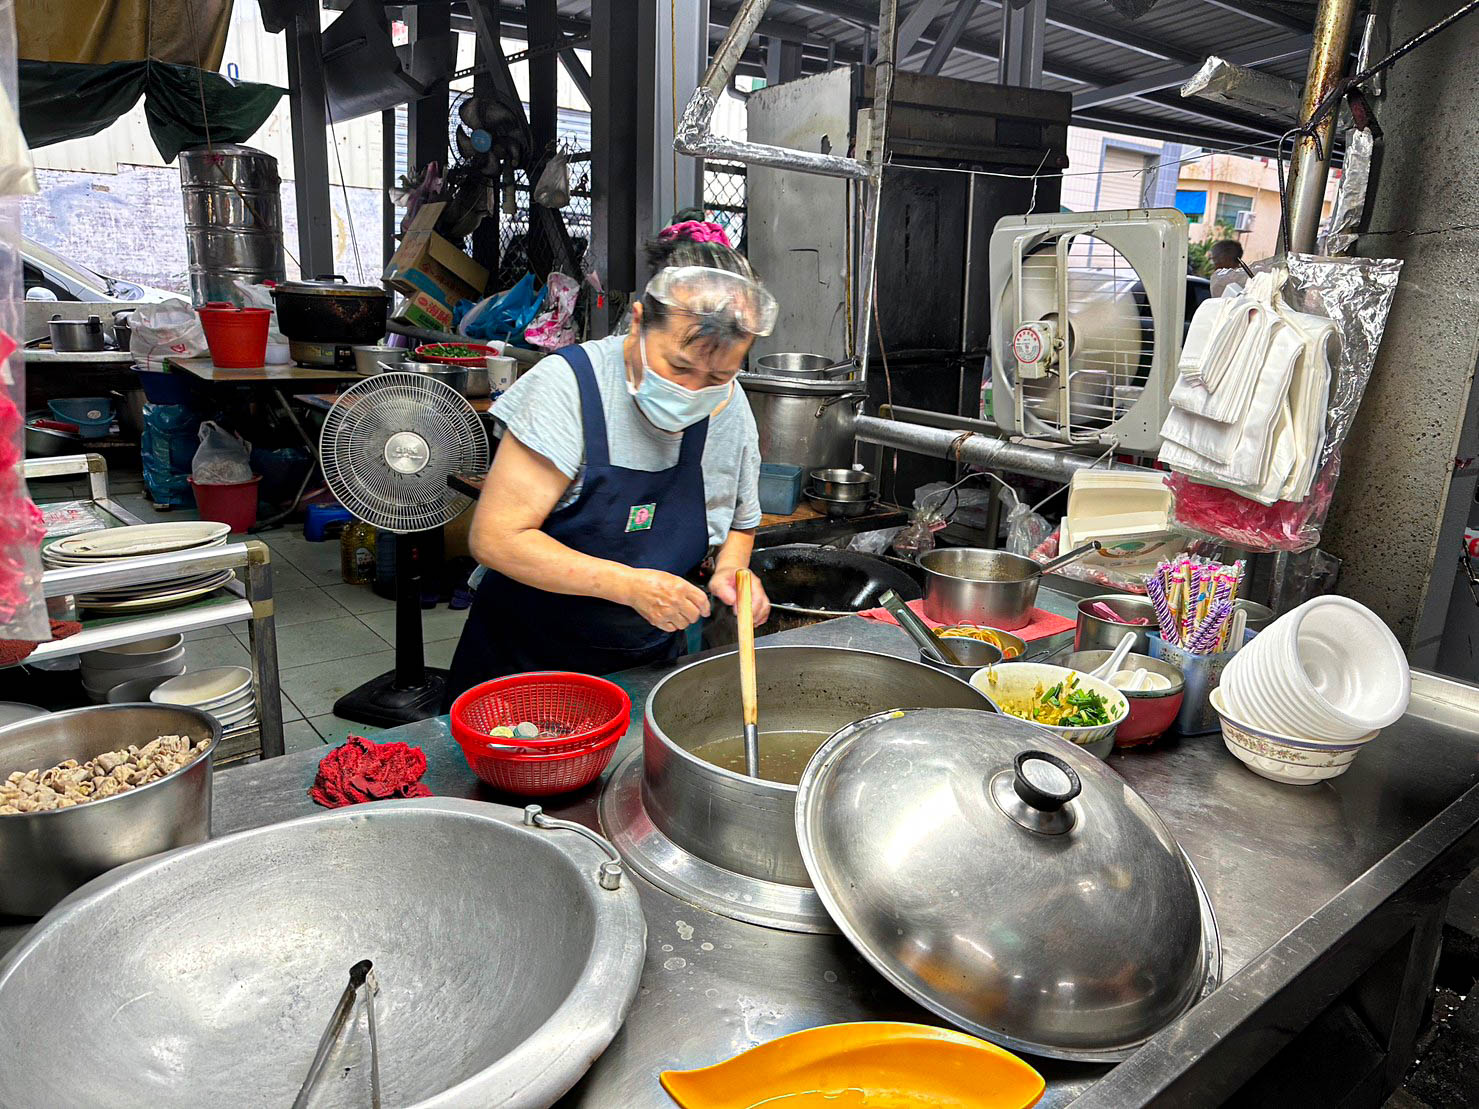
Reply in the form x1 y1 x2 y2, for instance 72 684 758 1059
1319 128 1375 256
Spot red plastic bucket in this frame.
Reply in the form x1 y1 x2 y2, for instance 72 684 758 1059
189 475 261 532
197 302 270 368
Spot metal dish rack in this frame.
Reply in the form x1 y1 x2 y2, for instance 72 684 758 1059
22 454 284 763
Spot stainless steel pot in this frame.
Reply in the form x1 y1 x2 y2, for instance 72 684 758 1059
25 419 80 457
809 467 875 500
921 544 1100 631
0 704 219 916
754 352 853 379
49 315 105 352
406 364 471 396
920 549 1042 630
740 373 863 472
0 797 646 1107
918 636 1002 681
640 645 993 887
805 489 874 518
271 276 388 353
1076 594 1159 652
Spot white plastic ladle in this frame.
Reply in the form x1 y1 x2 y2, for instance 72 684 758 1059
1090 631 1138 682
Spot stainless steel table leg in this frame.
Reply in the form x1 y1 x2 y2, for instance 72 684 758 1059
243 540 285 760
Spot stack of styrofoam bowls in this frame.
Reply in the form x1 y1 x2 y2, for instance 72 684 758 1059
150 666 256 737
80 634 186 703
1216 597 1410 782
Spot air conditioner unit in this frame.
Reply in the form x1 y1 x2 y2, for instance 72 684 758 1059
990 209 1188 455
1235 209 1255 233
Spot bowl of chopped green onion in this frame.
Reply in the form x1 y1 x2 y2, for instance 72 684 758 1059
414 342 502 367
971 662 1128 758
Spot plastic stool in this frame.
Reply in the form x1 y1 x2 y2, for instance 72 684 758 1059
304 503 354 541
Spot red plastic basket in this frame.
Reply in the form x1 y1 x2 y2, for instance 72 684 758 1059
455 728 622 796
450 672 631 752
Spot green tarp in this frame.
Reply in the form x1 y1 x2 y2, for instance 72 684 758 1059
20 59 284 161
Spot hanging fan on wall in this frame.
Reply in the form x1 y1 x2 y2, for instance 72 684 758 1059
990 209 1187 455
320 372 491 726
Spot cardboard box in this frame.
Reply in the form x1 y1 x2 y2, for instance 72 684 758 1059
391 290 454 332
384 202 488 308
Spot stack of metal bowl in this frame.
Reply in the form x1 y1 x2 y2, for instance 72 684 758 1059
805 468 876 517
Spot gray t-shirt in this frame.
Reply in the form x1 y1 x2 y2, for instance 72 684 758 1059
489 334 762 544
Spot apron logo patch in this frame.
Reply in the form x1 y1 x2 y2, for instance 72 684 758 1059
625 503 656 532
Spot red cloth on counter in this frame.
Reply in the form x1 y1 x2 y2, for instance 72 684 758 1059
310 736 433 808
857 597 1075 642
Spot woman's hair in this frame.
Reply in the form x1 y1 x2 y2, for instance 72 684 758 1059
640 222 761 348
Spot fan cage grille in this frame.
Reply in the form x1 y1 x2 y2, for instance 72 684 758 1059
319 372 491 534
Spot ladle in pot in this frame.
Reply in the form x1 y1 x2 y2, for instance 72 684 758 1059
737 569 761 777
879 589 963 666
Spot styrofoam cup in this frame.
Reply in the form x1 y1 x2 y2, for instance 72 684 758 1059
1222 597 1409 740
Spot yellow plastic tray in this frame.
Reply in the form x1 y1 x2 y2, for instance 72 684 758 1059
660 1021 1045 1109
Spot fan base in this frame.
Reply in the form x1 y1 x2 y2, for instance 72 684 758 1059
334 668 449 729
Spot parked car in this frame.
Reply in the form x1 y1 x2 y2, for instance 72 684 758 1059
22 239 178 303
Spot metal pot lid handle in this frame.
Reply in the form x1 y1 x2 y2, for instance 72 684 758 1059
1012 750 1081 811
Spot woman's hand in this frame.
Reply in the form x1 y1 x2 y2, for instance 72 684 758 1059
622 568 712 633
710 566 771 628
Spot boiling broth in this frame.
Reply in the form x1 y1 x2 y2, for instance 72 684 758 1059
689 729 835 785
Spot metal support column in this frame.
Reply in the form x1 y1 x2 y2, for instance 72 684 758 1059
286 11 333 278
765 36 804 83
470 5 502 278
381 108 397 268
1286 0 1359 251
592 0 642 334
999 0 1046 87
645 0 709 248
406 4 450 175
921 0 980 77
527 0 561 278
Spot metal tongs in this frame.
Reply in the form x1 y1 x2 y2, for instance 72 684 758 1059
292 959 382 1109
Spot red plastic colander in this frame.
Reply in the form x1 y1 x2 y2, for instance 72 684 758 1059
455 728 622 796
450 672 632 752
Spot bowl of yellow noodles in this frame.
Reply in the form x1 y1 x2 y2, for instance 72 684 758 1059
970 662 1128 758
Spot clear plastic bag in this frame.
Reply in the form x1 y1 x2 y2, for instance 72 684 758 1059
192 421 253 485
848 527 903 555
1167 253 1401 552
142 404 200 507
231 279 291 364
533 154 570 209
1005 502 1051 557
130 298 209 370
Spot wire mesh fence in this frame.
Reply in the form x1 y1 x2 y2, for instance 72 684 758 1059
703 161 747 249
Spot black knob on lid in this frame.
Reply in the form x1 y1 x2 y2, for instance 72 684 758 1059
1012 751 1081 812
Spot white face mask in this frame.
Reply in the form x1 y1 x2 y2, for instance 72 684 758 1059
627 334 733 432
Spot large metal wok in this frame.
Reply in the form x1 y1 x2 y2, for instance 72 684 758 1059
0 798 645 1108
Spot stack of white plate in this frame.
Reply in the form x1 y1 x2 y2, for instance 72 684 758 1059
43 522 234 613
151 666 256 736
80 634 186 703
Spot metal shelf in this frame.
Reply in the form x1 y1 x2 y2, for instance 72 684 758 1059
26 454 286 760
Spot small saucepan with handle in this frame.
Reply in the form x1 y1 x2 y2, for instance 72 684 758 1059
920 542 1101 631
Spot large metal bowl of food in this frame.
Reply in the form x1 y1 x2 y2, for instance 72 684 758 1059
0 703 219 916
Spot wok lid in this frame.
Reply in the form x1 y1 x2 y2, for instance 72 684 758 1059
795 707 1220 1061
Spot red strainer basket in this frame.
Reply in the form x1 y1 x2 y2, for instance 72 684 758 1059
455 729 622 796
450 672 632 752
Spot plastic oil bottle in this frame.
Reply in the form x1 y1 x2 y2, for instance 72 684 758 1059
340 521 377 585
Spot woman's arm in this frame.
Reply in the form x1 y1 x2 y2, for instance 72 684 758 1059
468 433 712 633
708 529 772 627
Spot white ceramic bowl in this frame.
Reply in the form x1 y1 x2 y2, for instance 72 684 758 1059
105 676 172 703
80 635 186 669
151 666 252 710
1211 688 1377 786
971 662 1128 759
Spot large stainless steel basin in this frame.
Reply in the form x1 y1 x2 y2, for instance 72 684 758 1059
640 645 992 887
0 797 645 1108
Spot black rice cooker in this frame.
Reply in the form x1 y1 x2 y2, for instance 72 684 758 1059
271 276 389 367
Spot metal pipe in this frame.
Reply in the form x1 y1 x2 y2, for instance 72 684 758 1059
1286 0 1359 252
853 414 1146 484
851 0 899 388
675 0 869 179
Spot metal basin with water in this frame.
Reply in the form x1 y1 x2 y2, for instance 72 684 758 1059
0 797 645 1108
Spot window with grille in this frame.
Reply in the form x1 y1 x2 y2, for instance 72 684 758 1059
1213 193 1253 227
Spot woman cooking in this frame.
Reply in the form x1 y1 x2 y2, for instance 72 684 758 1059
446 222 774 699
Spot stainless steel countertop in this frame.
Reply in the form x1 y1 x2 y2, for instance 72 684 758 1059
4 587 1479 1106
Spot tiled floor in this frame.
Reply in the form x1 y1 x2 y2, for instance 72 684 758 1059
36 475 469 755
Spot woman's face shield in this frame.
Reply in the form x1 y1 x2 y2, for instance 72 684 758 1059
644 266 778 337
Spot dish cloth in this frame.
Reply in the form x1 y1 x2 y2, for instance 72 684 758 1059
310 736 433 808
857 598 1075 641
0 618 82 667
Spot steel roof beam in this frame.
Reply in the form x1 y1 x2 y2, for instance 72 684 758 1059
1198 0 1312 35
897 0 953 57
922 0 981 74
1072 32 1311 109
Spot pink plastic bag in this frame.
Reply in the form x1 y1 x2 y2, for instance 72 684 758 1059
524 273 580 351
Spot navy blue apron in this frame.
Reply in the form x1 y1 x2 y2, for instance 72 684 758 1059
446 343 711 702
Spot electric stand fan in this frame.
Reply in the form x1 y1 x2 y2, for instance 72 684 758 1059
319 372 490 726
